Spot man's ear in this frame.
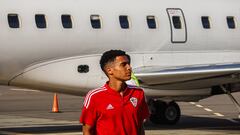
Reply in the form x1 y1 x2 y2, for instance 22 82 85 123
106 66 113 75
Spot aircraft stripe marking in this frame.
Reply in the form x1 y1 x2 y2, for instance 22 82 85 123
213 113 224 117
204 108 213 112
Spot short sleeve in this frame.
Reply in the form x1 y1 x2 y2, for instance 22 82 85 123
80 96 98 127
139 92 150 121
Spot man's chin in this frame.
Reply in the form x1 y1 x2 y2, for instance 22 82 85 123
125 77 132 81
118 76 131 82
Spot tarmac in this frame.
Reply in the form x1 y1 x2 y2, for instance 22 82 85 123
0 86 239 135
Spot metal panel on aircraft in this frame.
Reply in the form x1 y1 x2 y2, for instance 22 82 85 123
167 8 187 43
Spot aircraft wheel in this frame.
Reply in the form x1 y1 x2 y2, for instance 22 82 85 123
149 100 180 125
149 100 167 124
164 101 181 125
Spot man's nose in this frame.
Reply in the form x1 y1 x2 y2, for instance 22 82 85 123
126 64 132 70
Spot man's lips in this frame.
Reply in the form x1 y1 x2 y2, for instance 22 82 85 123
126 73 131 76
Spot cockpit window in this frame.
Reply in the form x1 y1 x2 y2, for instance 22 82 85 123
35 14 47 28
119 15 130 29
61 15 72 28
90 15 101 29
8 14 20 28
147 16 157 29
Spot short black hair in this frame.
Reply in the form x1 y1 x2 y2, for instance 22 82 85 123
100 50 130 72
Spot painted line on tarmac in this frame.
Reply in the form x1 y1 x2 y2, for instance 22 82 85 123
204 108 213 112
189 102 195 105
196 104 203 108
10 88 39 92
189 102 225 117
213 113 224 117
193 102 239 124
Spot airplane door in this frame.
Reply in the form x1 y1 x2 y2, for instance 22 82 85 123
167 8 187 43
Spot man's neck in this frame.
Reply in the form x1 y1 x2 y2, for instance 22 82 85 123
108 79 126 93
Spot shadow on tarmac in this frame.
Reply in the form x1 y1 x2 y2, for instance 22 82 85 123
0 125 82 134
145 115 240 130
0 115 239 134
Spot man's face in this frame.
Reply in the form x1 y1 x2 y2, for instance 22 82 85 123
106 55 132 81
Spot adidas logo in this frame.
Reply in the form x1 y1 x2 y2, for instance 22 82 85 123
106 104 114 110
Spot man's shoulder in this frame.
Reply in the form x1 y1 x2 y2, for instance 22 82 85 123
86 86 107 98
83 86 107 108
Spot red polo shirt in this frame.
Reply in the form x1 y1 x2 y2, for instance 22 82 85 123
80 83 149 135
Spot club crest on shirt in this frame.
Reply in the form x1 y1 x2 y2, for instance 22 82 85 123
130 97 138 107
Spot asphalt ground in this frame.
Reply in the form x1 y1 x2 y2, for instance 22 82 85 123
0 86 239 135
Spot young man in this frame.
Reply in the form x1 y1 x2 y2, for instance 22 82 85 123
80 50 149 135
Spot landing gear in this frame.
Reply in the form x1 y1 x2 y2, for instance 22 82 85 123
149 99 181 125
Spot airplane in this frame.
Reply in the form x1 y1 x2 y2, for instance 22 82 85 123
0 0 240 125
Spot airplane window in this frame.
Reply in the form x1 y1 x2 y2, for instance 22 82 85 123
8 14 20 28
78 65 89 73
35 14 47 28
201 16 210 29
119 15 129 29
147 16 157 29
227 16 235 29
172 16 181 29
61 15 72 28
90 15 101 29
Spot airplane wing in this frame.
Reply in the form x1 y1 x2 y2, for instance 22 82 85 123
134 63 240 90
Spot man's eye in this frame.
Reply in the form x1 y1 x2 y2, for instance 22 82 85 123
122 63 128 66
120 62 130 67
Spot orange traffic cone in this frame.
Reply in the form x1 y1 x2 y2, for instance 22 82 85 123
52 93 60 113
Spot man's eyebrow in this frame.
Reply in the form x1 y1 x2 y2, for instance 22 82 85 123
120 61 130 65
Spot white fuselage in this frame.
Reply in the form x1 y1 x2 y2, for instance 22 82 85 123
0 0 239 99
